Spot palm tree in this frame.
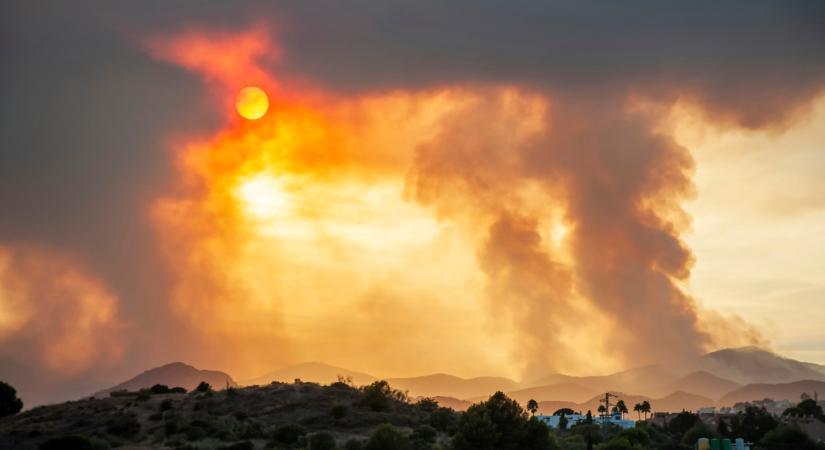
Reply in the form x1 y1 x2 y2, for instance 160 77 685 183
616 400 628 419
641 400 651 420
597 404 607 418
526 399 538 416
633 402 642 420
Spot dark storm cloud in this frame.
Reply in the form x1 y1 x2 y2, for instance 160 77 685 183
2 0 824 404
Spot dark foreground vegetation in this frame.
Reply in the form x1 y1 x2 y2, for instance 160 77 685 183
1 379 823 450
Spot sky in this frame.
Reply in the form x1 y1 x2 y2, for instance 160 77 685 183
1 1 824 406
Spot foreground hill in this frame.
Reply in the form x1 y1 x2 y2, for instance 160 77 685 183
718 379 825 406
1 381 456 450
93 362 236 398
241 362 376 387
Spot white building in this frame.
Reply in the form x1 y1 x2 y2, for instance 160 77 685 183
536 412 635 430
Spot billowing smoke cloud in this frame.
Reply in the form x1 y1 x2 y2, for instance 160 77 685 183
0 245 124 405
2 0 825 404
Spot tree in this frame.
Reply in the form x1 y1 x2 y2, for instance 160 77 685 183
559 413 569 430
616 400 628 419
195 381 211 393
667 411 698 437
681 422 718 445
360 380 407 412
524 417 561 450
553 408 576 416
729 406 778 443
640 401 651 420
527 399 539 416
597 405 607 416
452 391 532 450
633 403 642 420
0 381 23 417
452 392 524 449
759 425 817 450
364 424 411 450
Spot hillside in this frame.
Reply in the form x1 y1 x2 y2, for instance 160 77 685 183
386 374 518 399
527 366 677 399
678 347 825 385
489 382 598 405
537 390 715 416
667 371 741 401
241 362 376 387
0 381 456 450
93 362 236 398
718 379 825 406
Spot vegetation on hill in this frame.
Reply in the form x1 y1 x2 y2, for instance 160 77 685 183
1 379 824 450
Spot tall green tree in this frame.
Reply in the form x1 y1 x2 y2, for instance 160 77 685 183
452 391 556 450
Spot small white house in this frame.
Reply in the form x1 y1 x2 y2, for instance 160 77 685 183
536 413 635 430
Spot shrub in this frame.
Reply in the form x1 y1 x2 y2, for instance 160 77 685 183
364 424 411 450
344 438 364 450
39 435 93 450
150 384 171 394
759 425 817 450
309 431 337 450
160 399 174 411
105 414 141 438
195 381 211 393
272 423 307 445
170 386 188 394
360 381 407 412
429 407 457 432
217 441 254 450
0 381 24 417
330 404 349 419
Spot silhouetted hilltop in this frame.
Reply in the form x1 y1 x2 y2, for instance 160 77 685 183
678 346 825 385
241 362 376 387
92 362 236 398
718 379 825 406
667 371 741 401
386 373 518 399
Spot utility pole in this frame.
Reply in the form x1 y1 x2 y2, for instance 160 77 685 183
599 392 618 422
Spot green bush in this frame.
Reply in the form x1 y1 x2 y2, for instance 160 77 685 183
39 435 93 450
344 438 364 450
105 414 141 438
759 425 817 450
272 423 307 445
217 441 254 450
309 431 337 450
150 384 171 394
330 404 349 418
364 423 411 450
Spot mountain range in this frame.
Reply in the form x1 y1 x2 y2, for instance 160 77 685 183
85 347 825 413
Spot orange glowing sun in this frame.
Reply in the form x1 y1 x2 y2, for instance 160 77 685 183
235 86 269 120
